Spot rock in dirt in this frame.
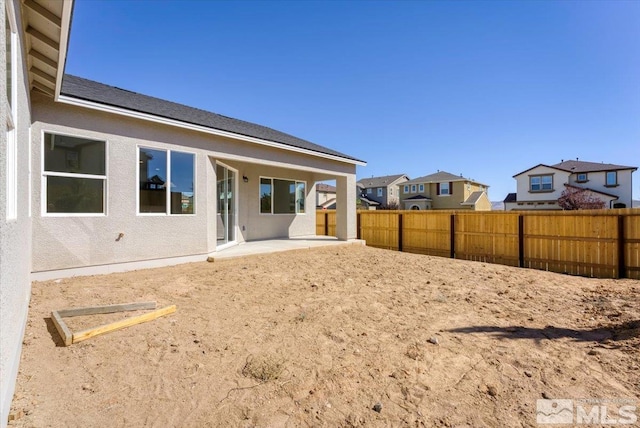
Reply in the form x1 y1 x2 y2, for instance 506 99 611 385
542 392 551 399
372 402 382 413
524 370 533 378
487 385 498 397
428 337 439 345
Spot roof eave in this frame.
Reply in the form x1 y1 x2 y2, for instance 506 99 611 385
54 2 74 101
56 94 367 167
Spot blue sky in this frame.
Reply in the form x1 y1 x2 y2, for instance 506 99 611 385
66 0 640 201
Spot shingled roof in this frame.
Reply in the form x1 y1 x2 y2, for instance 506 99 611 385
552 160 637 173
357 174 408 188
404 171 488 186
60 75 365 164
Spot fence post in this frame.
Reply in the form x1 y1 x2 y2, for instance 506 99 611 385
357 212 361 240
398 213 403 252
518 215 524 268
618 215 626 279
324 212 329 236
450 214 455 259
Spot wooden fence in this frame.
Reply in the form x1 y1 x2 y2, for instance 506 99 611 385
316 209 640 280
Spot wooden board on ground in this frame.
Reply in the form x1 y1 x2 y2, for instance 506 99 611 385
50 301 176 346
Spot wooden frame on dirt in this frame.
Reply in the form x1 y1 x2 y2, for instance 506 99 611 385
51 301 176 346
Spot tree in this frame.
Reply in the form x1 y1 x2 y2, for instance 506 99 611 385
379 201 400 210
558 187 605 210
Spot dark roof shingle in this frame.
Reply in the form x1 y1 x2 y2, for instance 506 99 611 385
356 174 408 188
61 75 364 164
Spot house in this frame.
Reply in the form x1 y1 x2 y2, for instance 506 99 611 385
0 1 365 424
399 171 491 211
316 183 336 209
356 174 409 208
505 160 637 210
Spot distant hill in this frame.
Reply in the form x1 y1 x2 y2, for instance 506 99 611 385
491 201 504 211
633 200 640 208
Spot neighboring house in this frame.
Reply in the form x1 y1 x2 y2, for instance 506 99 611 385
357 174 409 208
505 160 637 210
0 2 365 424
399 171 491 211
316 183 336 209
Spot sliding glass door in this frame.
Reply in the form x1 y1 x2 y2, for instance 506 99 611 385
216 163 236 248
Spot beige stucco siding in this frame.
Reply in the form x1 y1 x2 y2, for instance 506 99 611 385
30 93 357 272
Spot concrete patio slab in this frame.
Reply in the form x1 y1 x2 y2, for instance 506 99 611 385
208 236 365 261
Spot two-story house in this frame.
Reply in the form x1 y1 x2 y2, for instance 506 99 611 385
316 183 337 209
504 160 637 210
399 171 491 210
357 174 409 208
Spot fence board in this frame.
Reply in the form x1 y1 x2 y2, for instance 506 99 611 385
315 209 640 280
455 213 520 266
402 211 451 257
625 214 640 280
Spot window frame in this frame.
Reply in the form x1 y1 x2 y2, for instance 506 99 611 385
366 188 372 195
418 183 424 192
411 184 416 193
403 185 409 193
377 187 383 197
136 145 197 216
605 171 618 187
529 174 554 192
258 176 307 215
439 182 450 196
576 173 588 183
5 2 17 220
41 130 109 217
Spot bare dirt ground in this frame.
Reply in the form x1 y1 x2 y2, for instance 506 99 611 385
9 245 640 427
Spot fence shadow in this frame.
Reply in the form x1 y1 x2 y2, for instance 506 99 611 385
448 320 640 344
44 317 66 347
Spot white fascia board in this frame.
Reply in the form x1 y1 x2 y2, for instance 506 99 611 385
54 1 74 100
56 95 367 167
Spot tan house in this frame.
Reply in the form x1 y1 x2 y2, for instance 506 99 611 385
504 160 637 210
357 174 409 208
400 171 491 211
316 183 336 209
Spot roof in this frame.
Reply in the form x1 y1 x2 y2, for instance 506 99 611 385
404 195 431 201
60 75 365 164
357 174 408 188
503 193 517 203
316 184 336 193
359 196 380 206
404 171 488 186
563 184 619 200
514 160 637 177
552 160 637 173
461 191 486 206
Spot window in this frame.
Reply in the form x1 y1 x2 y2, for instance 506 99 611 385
576 173 588 182
411 184 416 193
5 6 16 219
530 175 553 192
439 182 450 195
43 133 106 214
390 188 393 196
418 184 424 192
138 147 195 214
366 188 372 194
403 185 409 193
606 171 617 186
377 188 383 197
259 177 305 214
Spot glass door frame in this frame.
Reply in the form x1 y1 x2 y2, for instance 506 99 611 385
216 161 239 250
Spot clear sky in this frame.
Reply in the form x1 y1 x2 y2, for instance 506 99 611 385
66 0 640 201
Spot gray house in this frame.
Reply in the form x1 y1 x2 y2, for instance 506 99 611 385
0 2 365 424
357 174 409 208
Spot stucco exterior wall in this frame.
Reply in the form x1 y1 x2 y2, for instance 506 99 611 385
30 94 357 273
1 1 32 425
515 166 570 203
568 170 634 208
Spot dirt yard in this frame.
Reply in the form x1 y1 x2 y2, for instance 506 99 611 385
9 245 640 427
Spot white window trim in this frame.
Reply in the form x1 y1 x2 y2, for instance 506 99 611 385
377 187 383 197
216 160 239 250
411 184 416 193
403 185 409 193
366 188 372 195
258 175 307 215
136 145 197 216
418 184 424 192
41 130 108 217
439 183 451 196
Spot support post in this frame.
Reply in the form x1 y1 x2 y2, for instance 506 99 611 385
398 213 403 252
325 212 329 236
518 215 525 268
618 215 626 279
357 212 361 240
450 214 455 259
